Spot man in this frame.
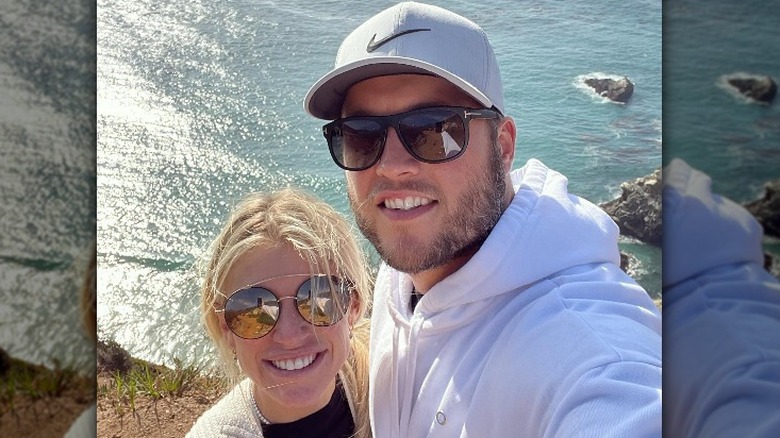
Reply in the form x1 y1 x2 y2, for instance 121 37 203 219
305 2 661 437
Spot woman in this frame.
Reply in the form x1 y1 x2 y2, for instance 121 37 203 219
188 188 372 438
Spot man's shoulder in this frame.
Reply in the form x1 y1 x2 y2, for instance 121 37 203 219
488 268 661 370
479 286 661 402
467 281 662 437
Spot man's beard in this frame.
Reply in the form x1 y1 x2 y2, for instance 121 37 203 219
348 145 508 274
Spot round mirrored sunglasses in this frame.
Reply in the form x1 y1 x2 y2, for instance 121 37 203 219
214 274 353 339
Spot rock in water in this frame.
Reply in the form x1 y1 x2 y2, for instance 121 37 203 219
745 179 780 238
765 253 780 280
727 75 777 103
584 76 634 102
600 169 662 246
619 251 640 277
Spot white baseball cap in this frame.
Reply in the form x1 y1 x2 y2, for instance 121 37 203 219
304 1 504 120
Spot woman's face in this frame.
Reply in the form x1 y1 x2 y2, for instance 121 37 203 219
219 243 356 422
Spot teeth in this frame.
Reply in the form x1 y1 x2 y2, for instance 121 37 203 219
384 197 432 210
272 354 316 371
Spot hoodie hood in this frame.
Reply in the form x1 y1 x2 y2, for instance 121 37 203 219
663 158 764 288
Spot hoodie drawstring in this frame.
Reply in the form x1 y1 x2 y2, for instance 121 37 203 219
398 315 423 437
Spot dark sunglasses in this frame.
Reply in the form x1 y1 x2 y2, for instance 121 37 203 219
215 274 353 339
322 106 501 171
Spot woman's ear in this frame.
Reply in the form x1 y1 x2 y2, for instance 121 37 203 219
347 290 361 326
218 314 235 350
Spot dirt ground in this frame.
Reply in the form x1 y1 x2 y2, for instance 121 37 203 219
96 372 225 437
0 379 92 436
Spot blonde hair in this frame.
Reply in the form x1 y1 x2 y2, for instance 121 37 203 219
199 187 372 438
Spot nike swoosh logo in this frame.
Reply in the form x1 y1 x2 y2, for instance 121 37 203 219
366 28 431 52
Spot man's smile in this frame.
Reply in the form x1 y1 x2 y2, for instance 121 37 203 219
383 196 433 210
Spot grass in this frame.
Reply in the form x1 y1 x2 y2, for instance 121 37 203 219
98 355 222 416
0 355 90 416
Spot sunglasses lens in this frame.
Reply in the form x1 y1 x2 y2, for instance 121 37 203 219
224 288 278 339
329 120 384 170
297 276 351 326
399 109 466 162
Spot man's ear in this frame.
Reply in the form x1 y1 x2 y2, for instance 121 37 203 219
497 116 517 172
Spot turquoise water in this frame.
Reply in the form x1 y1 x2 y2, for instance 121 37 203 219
665 0 780 268
664 0 780 203
96 0 661 368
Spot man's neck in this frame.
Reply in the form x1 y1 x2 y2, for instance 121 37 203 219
410 250 475 293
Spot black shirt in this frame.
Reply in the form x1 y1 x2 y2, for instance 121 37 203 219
409 287 424 311
261 384 354 438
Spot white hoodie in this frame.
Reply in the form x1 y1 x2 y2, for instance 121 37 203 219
369 159 662 437
663 159 780 437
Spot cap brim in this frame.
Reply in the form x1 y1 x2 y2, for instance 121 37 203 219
304 56 494 120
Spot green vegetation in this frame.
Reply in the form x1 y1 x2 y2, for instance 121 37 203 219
0 355 89 415
98 355 222 416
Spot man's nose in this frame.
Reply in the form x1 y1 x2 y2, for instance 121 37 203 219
375 127 420 178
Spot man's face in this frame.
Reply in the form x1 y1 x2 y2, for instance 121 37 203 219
341 74 513 277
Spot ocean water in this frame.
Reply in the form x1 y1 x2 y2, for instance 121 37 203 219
665 0 780 203
0 0 96 369
97 0 661 369
665 0 780 261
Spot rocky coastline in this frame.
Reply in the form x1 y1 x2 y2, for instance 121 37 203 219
600 169 663 247
599 169 779 279
744 179 780 239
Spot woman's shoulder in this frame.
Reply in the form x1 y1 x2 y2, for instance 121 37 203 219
186 379 262 438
